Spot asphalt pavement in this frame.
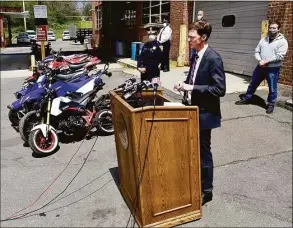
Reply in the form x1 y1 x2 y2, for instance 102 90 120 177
0 39 85 55
0 52 292 227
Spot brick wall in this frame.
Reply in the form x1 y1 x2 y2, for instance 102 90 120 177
169 1 193 64
170 2 185 60
268 1 293 86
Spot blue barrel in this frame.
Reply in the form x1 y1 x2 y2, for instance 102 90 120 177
131 42 137 60
131 42 144 61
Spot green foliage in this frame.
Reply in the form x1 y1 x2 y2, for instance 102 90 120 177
81 2 92 17
1 1 82 38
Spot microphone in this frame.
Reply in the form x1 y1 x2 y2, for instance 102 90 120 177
118 78 136 89
141 80 152 89
151 77 161 96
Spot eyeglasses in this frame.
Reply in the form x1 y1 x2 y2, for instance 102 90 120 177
188 35 197 40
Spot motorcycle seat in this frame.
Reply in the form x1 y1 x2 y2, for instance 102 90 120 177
67 62 88 70
56 70 86 81
70 90 96 104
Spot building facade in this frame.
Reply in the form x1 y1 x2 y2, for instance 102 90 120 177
91 1 292 85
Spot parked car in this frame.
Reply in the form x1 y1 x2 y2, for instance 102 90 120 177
47 31 56 41
26 30 36 41
17 33 31 45
62 31 70 41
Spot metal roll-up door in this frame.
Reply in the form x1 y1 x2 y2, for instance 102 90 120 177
194 1 268 76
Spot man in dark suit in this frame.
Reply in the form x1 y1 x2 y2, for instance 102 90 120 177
174 20 226 206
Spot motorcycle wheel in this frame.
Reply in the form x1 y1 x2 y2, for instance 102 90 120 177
19 110 41 142
8 109 20 126
28 129 59 155
95 109 114 134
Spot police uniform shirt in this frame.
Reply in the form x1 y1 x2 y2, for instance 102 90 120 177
157 26 172 44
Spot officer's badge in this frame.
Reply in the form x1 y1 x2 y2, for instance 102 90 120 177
152 46 157 50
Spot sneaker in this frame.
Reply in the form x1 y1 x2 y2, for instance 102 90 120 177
266 105 274 114
235 99 250 105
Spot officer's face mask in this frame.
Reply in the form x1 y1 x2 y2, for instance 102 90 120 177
149 34 156 41
163 23 167 27
197 15 203 21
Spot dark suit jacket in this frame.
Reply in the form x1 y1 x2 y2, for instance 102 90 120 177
185 46 226 129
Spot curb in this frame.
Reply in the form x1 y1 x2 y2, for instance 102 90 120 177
117 59 137 69
276 99 293 112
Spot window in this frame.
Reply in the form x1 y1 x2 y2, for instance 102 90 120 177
142 0 170 25
120 2 136 27
122 9 136 27
96 5 102 30
222 15 235 27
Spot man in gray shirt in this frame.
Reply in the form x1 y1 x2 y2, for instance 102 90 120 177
235 20 288 114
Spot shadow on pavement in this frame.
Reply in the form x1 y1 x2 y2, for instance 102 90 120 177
0 53 31 71
239 93 267 109
109 167 120 188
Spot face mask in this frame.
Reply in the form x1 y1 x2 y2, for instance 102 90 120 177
163 23 167 27
268 30 278 38
197 15 203 21
149 35 156 41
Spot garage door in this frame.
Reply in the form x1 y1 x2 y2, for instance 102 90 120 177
194 1 268 76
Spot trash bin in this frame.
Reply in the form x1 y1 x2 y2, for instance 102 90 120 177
116 40 123 56
131 42 143 61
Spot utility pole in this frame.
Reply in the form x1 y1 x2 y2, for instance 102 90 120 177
23 0 27 31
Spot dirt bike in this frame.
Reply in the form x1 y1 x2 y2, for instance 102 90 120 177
25 64 112 155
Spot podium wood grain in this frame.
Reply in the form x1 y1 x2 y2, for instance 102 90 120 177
110 90 202 227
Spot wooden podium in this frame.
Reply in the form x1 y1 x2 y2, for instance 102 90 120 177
110 90 202 227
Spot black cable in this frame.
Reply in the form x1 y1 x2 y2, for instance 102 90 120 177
6 105 96 220
125 91 157 228
1 135 99 222
1 179 113 222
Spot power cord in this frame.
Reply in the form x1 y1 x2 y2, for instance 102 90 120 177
6 122 95 220
125 91 157 227
2 134 99 222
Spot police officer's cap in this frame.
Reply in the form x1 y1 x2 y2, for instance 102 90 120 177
146 26 158 35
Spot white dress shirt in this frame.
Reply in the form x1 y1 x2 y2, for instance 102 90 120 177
187 44 209 102
157 26 172 43
192 43 209 84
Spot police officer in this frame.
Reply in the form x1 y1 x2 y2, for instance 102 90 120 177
137 27 162 82
157 19 172 72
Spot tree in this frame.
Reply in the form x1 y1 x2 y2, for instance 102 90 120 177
81 2 92 18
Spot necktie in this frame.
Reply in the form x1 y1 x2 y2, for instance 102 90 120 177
158 27 166 42
183 54 199 105
188 53 199 85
